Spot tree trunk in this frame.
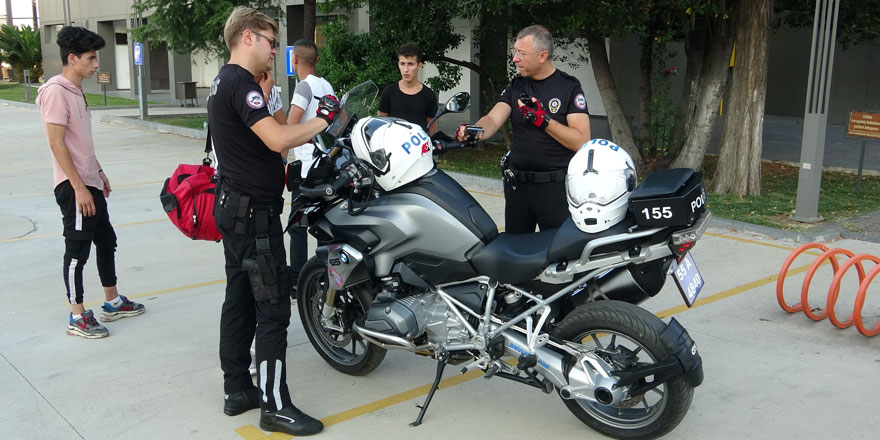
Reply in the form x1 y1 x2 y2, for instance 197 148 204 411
637 37 653 148
669 15 736 171
304 0 316 40
476 6 510 145
667 20 707 160
587 35 642 170
712 0 772 195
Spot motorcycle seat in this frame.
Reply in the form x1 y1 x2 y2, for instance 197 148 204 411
470 228 557 284
471 214 647 285
546 214 642 262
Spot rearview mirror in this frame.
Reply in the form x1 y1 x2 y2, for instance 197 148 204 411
427 92 471 132
445 92 470 113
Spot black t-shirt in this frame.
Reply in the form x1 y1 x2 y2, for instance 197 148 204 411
499 70 589 171
377 82 438 130
207 64 283 202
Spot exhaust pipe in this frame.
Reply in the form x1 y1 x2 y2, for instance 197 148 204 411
353 322 419 351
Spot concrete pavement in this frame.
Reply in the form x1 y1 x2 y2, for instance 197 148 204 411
1 101 880 440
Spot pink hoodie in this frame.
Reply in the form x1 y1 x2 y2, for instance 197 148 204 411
36 75 103 191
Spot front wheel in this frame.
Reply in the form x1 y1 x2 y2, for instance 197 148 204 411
297 257 386 375
551 301 694 440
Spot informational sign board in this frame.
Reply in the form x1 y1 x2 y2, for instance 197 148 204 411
286 46 295 76
847 111 880 140
97 72 111 84
133 43 143 66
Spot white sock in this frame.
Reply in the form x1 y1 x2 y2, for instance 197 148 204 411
72 313 83 321
108 296 124 307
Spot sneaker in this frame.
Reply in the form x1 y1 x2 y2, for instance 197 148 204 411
259 405 324 436
100 295 145 322
223 388 261 416
67 310 109 339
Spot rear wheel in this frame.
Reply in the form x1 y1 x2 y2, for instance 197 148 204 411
297 257 386 375
551 301 694 439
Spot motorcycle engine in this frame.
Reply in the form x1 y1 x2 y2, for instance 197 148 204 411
362 291 469 345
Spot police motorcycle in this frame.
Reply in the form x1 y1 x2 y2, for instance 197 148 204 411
289 80 710 439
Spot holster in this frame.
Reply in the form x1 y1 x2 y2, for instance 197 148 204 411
241 208 288 304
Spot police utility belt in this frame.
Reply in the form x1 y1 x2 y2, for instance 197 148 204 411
501 158 566 189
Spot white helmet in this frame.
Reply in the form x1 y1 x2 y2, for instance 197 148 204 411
351 117 434 191
566 139 637 233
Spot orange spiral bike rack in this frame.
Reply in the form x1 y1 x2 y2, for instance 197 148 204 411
777 243 880 336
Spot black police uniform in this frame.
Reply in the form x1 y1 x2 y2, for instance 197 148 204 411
208 64 292 412
498 70 589 234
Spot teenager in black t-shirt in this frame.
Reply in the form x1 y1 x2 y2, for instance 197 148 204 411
377 42 439 134
207 7 338 437
458 25 590 234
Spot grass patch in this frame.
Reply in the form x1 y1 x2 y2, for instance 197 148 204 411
437 142 880 231
435 141 506 179
702 156 880 232
147 115 208 130
0 81 158 106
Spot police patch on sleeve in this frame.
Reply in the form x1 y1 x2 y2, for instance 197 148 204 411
246 90 265 109
575 93 587 110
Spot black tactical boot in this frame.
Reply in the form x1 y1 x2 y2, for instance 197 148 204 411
223 387 261 416
259 405 324 436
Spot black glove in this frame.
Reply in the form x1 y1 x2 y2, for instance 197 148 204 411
316 94 340 124
519 93 549 130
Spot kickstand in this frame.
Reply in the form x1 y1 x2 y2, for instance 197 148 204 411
410 351 449 427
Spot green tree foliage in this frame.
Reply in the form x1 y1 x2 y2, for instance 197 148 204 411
131 0 283 58
0 24 42 81
316 20 398 94
776 0 880 50
322 0 466 93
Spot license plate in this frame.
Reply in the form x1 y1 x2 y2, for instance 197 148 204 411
669 252 704 307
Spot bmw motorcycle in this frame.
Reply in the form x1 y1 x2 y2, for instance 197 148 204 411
290 81 710 439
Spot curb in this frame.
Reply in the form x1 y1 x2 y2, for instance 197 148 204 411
0 99 38 110
0 98 182 112
441 171 873 244
100 114 206 139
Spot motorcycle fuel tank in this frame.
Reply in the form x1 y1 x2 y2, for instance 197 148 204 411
325 192 485 281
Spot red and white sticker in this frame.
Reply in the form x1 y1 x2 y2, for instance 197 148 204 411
246 90 265 109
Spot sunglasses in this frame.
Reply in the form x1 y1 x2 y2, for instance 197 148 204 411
250 30 278 49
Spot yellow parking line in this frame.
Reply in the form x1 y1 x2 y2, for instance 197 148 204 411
75 278 225 309
655 260 818 318
235 369 487 439
0 218 167 243
234 258 817 438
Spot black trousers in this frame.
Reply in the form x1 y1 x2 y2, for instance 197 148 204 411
215 191 292 412
503 178 569 234
288 225 308 289
54 181 117 304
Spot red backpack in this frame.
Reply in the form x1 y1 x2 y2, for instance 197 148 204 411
159 129 222 241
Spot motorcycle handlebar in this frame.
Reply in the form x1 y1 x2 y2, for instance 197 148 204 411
298 168 354 199
433 138 476 154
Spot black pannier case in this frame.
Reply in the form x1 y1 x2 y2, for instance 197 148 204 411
628 168 707 228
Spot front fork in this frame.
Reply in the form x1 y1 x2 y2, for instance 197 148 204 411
320 288 341 331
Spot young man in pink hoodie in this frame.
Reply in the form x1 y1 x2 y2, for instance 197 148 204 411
36 26 145 339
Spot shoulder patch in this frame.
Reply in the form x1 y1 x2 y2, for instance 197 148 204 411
575 93 587 110
246 90 265 109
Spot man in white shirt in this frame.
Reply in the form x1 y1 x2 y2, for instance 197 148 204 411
286 38 335 292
